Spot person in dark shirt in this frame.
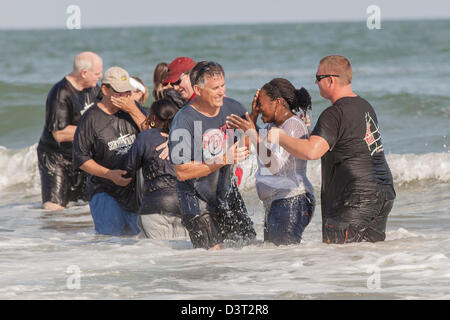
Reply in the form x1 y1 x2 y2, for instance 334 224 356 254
126 98 188 239
37 51 103 211
73 66 147 236
169 61 256 250
268 55 395 244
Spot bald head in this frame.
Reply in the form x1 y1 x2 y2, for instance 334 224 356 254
68 51 103 89
73 51 102 75
319 55 352 85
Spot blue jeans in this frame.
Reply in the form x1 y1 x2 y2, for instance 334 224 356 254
89 192 140 236
265 193 315 245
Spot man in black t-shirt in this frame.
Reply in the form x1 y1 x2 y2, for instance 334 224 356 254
268 55 395 244
73 66 147 236
37 51 103 211
169 61 256 249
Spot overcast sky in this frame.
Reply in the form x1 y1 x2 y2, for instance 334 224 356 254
0 0 449 29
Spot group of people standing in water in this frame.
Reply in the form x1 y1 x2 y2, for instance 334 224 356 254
37 51 395 250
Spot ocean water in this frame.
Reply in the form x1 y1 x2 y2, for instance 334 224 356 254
0 20 449 300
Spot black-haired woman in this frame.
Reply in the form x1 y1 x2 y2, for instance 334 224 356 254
227 78 315 246
126 98 188 239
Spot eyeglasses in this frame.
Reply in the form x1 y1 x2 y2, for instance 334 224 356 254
316 74 339 82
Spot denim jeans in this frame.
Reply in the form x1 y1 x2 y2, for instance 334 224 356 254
265 193 315 246
89 192 140 236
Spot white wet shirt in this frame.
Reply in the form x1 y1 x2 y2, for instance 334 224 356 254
255 116 314 205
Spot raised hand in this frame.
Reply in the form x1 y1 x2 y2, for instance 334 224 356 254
110 95 136 113
249 88 260 123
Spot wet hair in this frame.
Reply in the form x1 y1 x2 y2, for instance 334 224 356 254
163 88 187 109
319 55 352 84
145 98 179 134
152 62 170 100
261 78 311 116
190 61 225 89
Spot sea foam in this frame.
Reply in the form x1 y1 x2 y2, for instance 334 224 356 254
0 145 448 193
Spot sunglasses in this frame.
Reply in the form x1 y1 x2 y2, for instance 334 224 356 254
104 84 130 95
316 74 339 82
170 78 182 86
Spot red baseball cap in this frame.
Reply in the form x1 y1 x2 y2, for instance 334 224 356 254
164 57 196 85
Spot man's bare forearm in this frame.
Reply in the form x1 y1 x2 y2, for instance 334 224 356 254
278 133 329 160
52 125 77 143
174 161 225 181
80 159 110 179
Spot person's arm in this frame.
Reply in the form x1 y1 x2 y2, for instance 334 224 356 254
110 96 147 131
174 141 249 181
226 112 276 171
52 125 77 143
268 128 329 160
174 161 226 182
125 135 144 178
80 159 131 187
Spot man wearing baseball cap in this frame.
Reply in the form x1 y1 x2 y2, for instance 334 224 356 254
164 57 196 102
73 66 147 236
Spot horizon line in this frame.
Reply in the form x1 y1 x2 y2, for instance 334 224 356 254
0 16 447 31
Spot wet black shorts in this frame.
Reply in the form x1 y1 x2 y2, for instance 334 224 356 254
323 184 396 244
37 147 87 207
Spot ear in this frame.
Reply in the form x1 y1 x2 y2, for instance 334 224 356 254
330 75 339 87
80 69 88 79
193 84 202 96
100 85 108 96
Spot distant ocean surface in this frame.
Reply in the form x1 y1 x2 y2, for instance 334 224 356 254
0 20 449 299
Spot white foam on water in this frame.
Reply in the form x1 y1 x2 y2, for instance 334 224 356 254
0 146 448 200
238 152 450 196
0 145 449 299
0 144 40 197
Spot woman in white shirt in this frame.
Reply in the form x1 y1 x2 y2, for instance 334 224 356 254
227 78 315 245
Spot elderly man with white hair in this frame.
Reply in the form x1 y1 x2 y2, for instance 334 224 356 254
37 51 103 211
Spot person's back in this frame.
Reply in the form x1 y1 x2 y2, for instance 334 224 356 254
127 98 188 239
128 128 180 216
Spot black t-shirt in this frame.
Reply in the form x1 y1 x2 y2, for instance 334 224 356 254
311 96 394 218
72 103 146 212
168 97 247 215
38 77 101 158
126 128 180 216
